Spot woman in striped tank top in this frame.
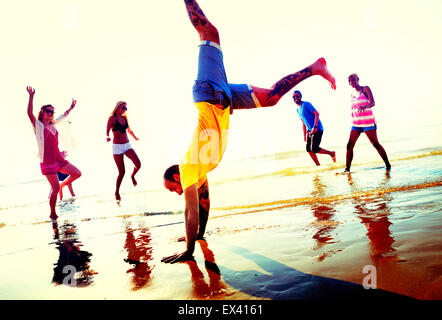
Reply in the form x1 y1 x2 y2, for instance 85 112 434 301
345 74 391 172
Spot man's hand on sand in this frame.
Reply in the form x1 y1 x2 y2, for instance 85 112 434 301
161 251 194 264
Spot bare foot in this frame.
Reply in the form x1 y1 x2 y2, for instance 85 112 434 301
115 192 121 201
161 251 194 264
177 235 205 242
312 57 336 90
59 187 64 201
331 151 336 163
131 174 137 186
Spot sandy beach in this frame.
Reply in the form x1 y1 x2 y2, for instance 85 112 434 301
1 0 442 311
1 146 441 301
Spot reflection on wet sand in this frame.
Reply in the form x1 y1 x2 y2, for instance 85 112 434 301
123 221 154 291
52 221 96 286
184 241 229 299
309 175 339 261
346 173 397 264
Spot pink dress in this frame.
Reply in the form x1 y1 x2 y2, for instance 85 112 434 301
40 127 69 175
351 89 376 127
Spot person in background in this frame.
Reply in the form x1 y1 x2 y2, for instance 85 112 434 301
106 101 141 201
57 151 76 200
345 74 391 172
26 86 82 220
293 90 336 166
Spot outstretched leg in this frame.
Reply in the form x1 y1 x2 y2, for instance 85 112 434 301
309 148 336 166
365 130 391 170
253 58 336 107
184 0 220 44
317 148 336 163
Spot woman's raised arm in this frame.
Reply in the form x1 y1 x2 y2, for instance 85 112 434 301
26 86 36 127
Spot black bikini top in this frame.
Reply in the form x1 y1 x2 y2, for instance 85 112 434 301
112 117 128 133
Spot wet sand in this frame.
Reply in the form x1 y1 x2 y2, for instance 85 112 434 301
0 154 441 300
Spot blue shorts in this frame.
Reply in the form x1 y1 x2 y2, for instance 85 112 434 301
229 84 261 109
192 41 261 111
57 172 69 181
351 124 377 132
193 41 232 107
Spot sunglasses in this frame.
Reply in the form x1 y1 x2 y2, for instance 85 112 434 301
43 109 54 115
121 106 127 111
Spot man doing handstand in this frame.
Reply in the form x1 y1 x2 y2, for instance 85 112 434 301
161 0 336 263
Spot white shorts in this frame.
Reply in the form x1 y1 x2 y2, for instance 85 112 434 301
112 142 132 155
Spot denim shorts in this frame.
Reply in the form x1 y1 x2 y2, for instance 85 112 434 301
229 83 261 109
193 41 232 107
351 124 377 132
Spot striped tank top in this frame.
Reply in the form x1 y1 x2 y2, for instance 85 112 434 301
351 88 376 127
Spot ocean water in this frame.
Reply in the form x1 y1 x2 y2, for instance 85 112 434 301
0 119 441 299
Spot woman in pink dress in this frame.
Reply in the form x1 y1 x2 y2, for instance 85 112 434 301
345 74 391 172
26 86 82 220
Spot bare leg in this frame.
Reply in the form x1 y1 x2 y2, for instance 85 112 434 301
58 183 64 201
308 151 321 166
317 148 336 163
365 130 391 170
113 154 125 201
45 174 60 220
253 58 336 107
124 149 141 186
184 0 220 44
59 163 81 201
67 183 75 197
309 148 336 166
346 130 362 171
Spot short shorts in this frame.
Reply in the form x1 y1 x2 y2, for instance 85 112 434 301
57 172 69 181
351 124 377 132
113 142 132 155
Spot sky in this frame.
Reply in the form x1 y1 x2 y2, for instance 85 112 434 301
1 0 441 189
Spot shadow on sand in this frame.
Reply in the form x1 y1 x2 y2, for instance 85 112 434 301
217 244 412 300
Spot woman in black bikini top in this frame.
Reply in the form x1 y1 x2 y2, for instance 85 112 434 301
106 101 141 201
112 117 128 133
